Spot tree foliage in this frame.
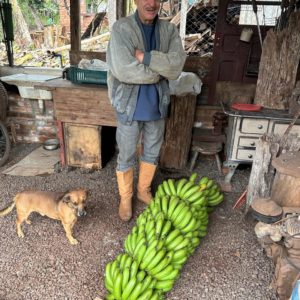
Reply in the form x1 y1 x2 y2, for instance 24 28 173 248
18 0 59 30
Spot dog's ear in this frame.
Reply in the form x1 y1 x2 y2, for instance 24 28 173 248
62 194 71 203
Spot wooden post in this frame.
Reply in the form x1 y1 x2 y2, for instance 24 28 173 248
179 0 188 48
254 11 300 110
70 0 80 64
108 0 117 30
160 94 197 169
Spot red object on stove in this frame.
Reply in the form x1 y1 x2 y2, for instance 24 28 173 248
231 103 262 111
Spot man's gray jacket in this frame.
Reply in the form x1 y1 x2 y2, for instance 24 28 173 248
106 12 187 125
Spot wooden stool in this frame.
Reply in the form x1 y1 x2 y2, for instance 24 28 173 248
189 142 223 173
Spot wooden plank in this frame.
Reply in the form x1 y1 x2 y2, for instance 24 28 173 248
70 0 81 58
52 88 116 127
160 94 197 169
64 123 101 169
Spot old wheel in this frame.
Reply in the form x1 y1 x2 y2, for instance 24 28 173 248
0 81 10 166
0 121 10 167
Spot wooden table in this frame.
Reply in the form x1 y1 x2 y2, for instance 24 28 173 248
37 78 197 170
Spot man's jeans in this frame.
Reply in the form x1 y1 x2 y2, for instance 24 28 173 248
116 119 165 171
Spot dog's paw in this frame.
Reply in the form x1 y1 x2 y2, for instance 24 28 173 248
17 231 25 238
69 238 79 245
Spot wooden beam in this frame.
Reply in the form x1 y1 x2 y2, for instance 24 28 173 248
108 0 117 30
179 0 188 47
70 0 81 58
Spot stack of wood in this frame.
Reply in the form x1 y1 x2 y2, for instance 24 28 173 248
171 3 217 56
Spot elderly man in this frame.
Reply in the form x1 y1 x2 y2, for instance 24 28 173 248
106 0 186 221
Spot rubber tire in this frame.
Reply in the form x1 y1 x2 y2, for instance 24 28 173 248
0 81 8 122
0 121 10 167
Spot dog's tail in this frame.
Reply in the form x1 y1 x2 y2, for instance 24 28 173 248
0 202 15 217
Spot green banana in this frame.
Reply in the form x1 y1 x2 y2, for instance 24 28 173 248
105 262 114 293
173 248 188 261
207 190 221 201
188 190 204 202
155 217 164 238
179 181 194 198
170 202 187 222
191 195 206 207
137 270 146 282
167 196 180 219
113 271 122 300
174 237 190 251
150 253 173 276
165 228 181 246
162 180 172 196
140 275 153 294
206 179 214 189
182 185 200 200
167 234 184 250
110 260 118 282
181 217 197 234
146 248 167 271
120 253 129 270
173 255 188 266
167 179 176 195
160 220 172 238
158 184 166 197
129 260 139 280
124 255 133 269
176 178 188 196
155 279 174 292
158 268 179 281
138 289 153 300
173 206 190 227
199 176 209 185
133 238 146 258
177 210 193 229
154 197 162 211
140 247 158 270
121 267 130 292
136 244 147 265
189 172 198 183
105 293 115 300
121 277 136 300
191 237 200 247
154 264 174 281
208 194 224 206
161 196 169 216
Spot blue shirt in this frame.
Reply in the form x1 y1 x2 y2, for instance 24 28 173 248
132 22 161 121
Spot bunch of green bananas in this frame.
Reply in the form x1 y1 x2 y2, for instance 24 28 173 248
104 173 224 299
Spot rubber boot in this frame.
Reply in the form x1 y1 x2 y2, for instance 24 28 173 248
137 161 157 205
116 169 133 221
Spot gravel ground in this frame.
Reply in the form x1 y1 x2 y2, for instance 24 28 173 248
0 143 278 300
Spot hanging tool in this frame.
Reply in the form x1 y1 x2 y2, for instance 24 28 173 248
0 0 14 66
251 0 263 49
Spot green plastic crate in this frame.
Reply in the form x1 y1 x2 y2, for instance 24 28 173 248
68 66 107 86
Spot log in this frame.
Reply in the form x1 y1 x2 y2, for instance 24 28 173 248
254 11 300 110
246 133 300 211
271 151 300 207
50 32 110 53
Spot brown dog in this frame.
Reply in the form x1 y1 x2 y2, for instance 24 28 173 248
0 189 88 245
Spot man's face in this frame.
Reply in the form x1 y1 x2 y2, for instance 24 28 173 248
135 0 161 24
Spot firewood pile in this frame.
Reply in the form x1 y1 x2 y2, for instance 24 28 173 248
0 33 109 68
182 4 217 56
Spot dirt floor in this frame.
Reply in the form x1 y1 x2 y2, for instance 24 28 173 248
0 143 278 300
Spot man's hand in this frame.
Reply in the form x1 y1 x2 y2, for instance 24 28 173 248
135 49 144 64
